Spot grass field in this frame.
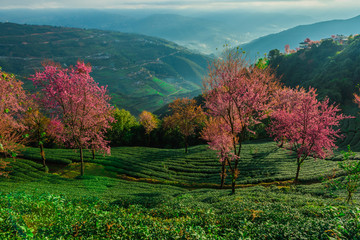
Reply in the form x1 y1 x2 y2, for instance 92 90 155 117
1 140 360 239
19 140 347 186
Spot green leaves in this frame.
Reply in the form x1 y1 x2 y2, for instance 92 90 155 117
326 145 360 203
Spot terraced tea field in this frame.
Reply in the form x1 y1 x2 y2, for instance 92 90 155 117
2 140 360 239
18 140 348 186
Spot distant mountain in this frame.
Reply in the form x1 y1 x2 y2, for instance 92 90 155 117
0 22 211 115
268 34 360 114
0 9 316 54
240 15 360 60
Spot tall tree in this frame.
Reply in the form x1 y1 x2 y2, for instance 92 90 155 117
163 98 206 153
0 68 28 176
269 87 350 183
139 110 158 146
203 53 279 194
31 61 114 176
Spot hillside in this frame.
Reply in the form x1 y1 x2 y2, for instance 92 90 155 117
240 14 360 59
268 34 360 114
0 22 211 115
0 9 316 54
19 141 342 185
1 141 360 238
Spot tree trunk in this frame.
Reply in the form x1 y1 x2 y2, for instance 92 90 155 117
231 171 236 194
40 143 46 167
184 136 188 153
80 147 84 176
294 160 301 183
231 159 239 194
220 161 226 189
92 148 95 160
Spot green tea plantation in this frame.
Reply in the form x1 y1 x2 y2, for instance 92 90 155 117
1 140 360 239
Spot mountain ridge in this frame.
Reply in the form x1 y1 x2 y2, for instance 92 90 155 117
0 22 212 115
0 9 317 54
240 14 360 59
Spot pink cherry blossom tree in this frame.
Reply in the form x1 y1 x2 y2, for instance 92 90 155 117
203 53 279 194
31 61 114 176
201 117 235 188
269 87 351 183
0 68 28 177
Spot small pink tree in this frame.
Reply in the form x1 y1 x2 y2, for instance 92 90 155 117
31 61 114 176
139 111 158 146
203 53 279 194
0 120 26 177
201 117 235 188
0 68 28 177
269 87 350 183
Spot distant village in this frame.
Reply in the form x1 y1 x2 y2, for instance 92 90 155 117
284 34 358 54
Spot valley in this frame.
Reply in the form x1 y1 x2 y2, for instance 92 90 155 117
0 22 210 115
1 8 360 239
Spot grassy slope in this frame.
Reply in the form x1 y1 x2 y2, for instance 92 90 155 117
0 22 211 115
1 141 360 238
17 140 347 185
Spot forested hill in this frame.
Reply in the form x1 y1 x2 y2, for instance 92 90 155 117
268 35 360 114
240 14 360 59
0 22 212 115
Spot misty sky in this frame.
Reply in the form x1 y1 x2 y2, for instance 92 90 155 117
0 0 359 19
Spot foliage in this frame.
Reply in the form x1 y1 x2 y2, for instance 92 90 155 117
139 110 159 145
337 145 360 203
22 107 50 146
139 111 158 136
107 108 139 146
268 36 360 110
0 67 28 176
201 117 233 163
3 141 358 239
203 52 279 193
30 61 114 175
255 56 269 70
1 185 360 239
163 98 206 153
268 86 350 182
201 117 233 187
21 102 61 171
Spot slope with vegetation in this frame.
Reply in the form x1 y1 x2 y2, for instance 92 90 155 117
2 26 360 238
240 14 360 59
0 9 316 55
268 34 360 113
1 142 360 239
0 22 211 114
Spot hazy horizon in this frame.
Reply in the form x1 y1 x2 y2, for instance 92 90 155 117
0 0 359 21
